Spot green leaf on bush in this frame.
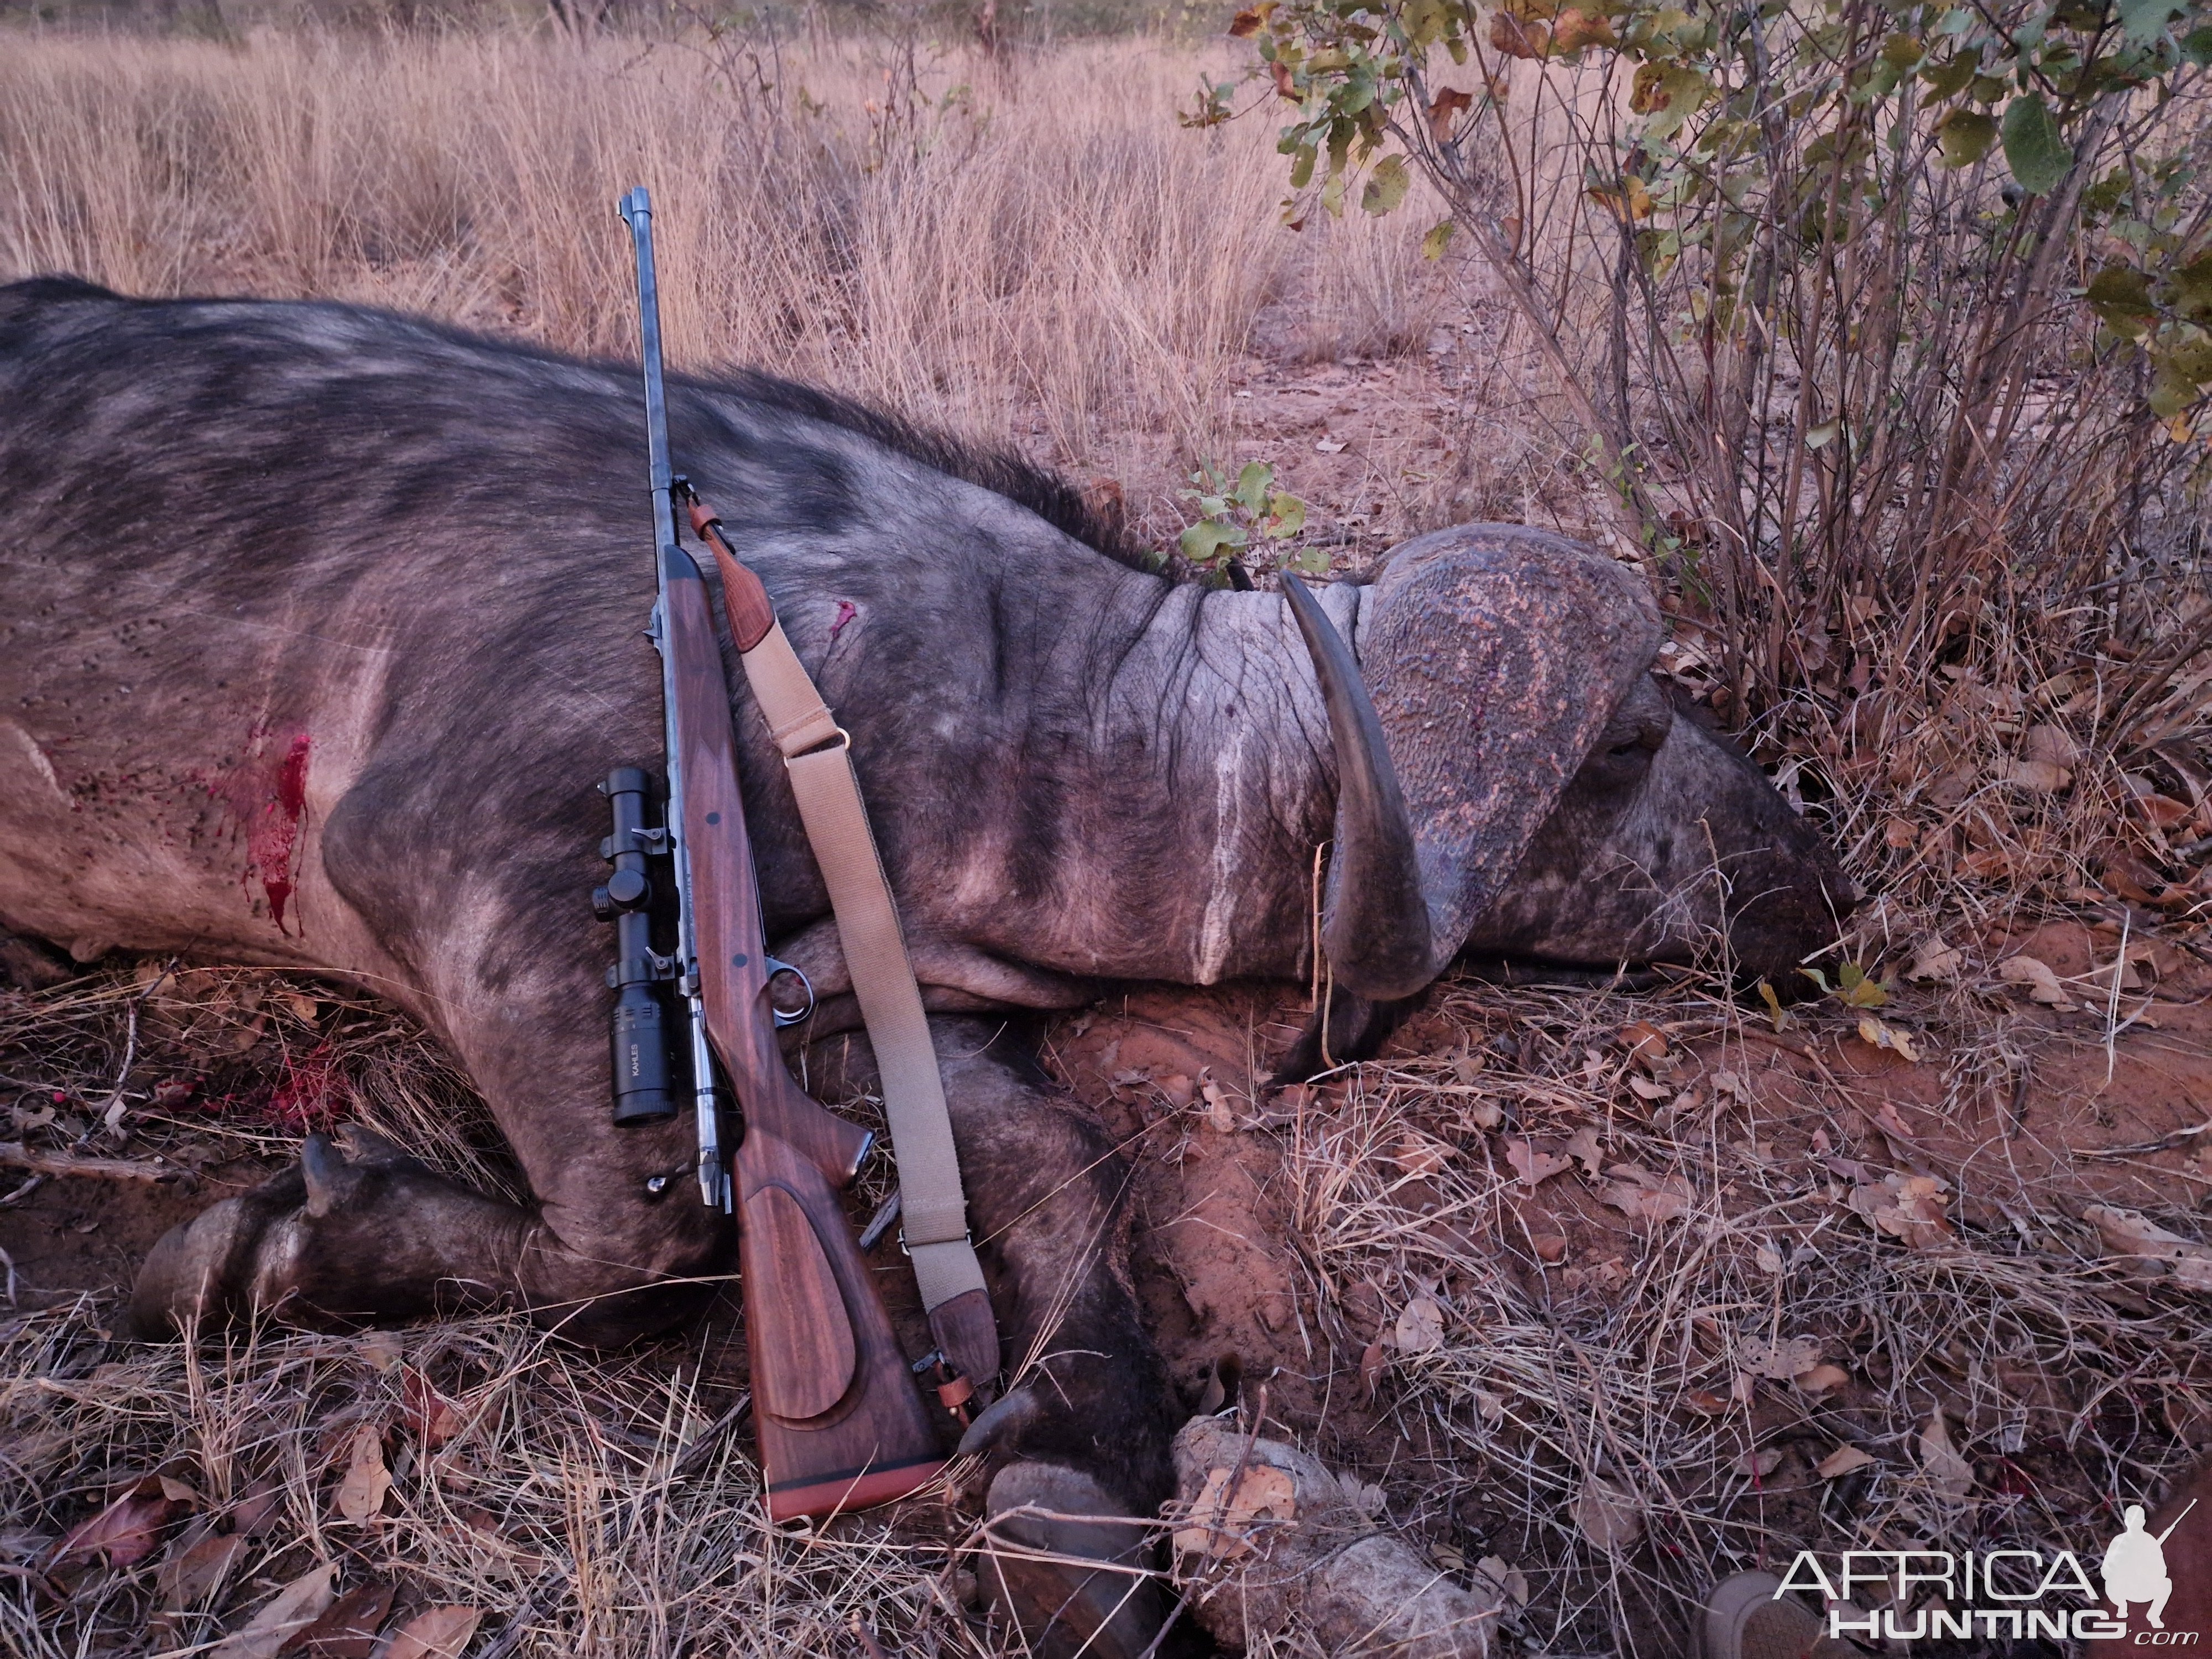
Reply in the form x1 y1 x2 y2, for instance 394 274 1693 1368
1422 218 1457 260
1836 961 1889 1008
1361 154 1410 215
1180 519 1246 565
2148 361 2199 420
2119 0 2183 43
2085 266 2157 336
2001 93 2070 195
1934 107 1997 168
2171 253 2212 324
1918 54 1977 99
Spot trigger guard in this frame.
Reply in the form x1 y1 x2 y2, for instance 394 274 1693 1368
764 957 815 1027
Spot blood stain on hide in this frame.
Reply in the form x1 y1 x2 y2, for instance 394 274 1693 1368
829 599 858 643
212 729 312 933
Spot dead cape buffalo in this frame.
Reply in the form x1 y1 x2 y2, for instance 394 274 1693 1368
0 276 1851 1654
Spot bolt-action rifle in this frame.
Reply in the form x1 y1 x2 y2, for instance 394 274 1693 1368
599 186 946 1518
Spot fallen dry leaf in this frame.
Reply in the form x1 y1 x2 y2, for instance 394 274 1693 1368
1919 1409 1973 1499
1171 1464 1298 1562
1504 1138 1570 1187
1793 1364 1850 1396
1815 1444 1876 1479
1618 1020 1668 1063
1390 1134 1447 1178
334 1426 389 1523
1598 1170 1691 1225
158 1530 247 1613
47 1477 191 1572
1999 954 2070 1006
208 1564 336 1659
1855 1016 1921 1063
1358 1341 1387 1401
1473 1555 1529 1608
1844 1175 1954 1249
356 1332 404 1373
1999 758 2072 794
1710 1070 1753 1103
2084 1204 2212 1291
1738 1335 1822 1381
2137 792 2194 829
1157 1073 1195 1112
1394 1296 1446 1355
1564 1125 1604 1179
1571 1475 1642 1551
1199 1070 1235 1134
401 1370 466 1450
1906 938 1963 982
1871 1102 1922 1146
379 1604 482 1659
2025 723 2081 768
1529 1233 1568 1264
1473 1389 1505 1426
286 1578 397 1659
1732 1446 1786 1479
1683 1390 1730 1416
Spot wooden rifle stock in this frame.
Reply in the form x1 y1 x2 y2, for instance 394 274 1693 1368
658 545 945 1520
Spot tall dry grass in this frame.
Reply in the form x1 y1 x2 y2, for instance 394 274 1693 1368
0 30 1447 540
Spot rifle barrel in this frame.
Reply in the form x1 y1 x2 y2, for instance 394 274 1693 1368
618 185 728 1213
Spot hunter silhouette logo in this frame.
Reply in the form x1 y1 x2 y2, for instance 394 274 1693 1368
2106 1501 2195 1632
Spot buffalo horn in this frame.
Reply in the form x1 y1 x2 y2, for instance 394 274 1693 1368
1280 572 1433 1000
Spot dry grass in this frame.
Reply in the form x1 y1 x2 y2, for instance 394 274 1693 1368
0 1300 988 1658
0 29 1452 544
11 952 2212 1655
1276 973 2212 1651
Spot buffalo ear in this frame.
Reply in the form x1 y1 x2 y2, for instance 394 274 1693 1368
1355 525 1660 980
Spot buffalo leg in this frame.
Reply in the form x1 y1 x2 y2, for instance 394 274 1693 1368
128 945 731 1344
809 1016 1180 1659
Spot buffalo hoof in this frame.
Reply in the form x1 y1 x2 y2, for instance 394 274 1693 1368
128 1162 311 1337
127 1125 520 1338
980 1462 1167 1659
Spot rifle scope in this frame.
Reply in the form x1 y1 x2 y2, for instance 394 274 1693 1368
595 766 678 1125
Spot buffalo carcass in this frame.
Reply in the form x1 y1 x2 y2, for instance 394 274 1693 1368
0 278 1853 1656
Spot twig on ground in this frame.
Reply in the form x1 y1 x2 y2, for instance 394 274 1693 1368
0 1142 182 1183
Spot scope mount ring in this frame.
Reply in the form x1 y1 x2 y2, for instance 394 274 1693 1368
764 957 816 1027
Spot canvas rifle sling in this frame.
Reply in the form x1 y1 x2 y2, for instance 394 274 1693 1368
734 615 1000 1387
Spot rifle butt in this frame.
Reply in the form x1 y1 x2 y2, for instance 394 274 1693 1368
735 1124 945 1520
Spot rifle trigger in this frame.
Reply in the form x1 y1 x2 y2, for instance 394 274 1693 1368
764 957 816 1027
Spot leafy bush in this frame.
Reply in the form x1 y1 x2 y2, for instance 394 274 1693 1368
1199 0 2211 740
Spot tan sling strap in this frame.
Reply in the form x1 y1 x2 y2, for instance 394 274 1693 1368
687 498 998 1387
